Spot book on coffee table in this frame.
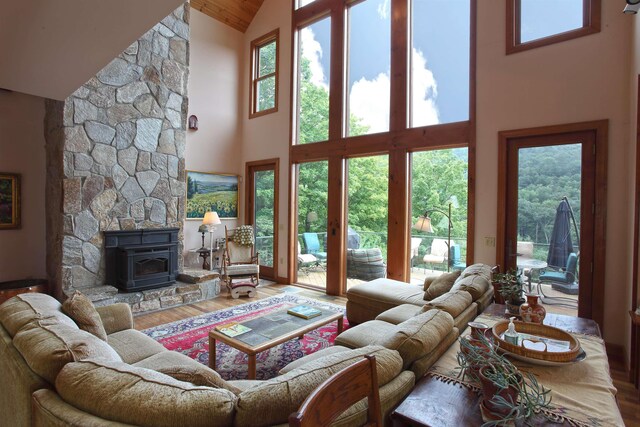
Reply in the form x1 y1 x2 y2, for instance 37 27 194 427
287 305 322 319
215 322 252 337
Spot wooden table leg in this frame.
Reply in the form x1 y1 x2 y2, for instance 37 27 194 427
248 354 257 379
209 337 216 369
337 316 344 333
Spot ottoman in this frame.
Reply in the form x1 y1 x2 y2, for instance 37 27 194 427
346 278 425 325
227 281 257 299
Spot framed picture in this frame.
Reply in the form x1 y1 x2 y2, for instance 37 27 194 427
0 173 21 230
186 171 238 219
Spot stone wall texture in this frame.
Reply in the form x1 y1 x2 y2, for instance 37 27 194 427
45 4 190 299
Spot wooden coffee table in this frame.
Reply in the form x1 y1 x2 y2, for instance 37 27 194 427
209 308 344 379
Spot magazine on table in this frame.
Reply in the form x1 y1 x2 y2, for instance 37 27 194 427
215 322 252 337
287 305 322 319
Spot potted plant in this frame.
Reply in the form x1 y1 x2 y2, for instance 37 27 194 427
494 270 525 315
457 335 552 425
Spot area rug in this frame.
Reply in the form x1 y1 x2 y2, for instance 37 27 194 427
142 293 348 380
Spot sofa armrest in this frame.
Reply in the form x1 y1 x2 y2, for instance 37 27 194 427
32 389 134 426
96 303 134 335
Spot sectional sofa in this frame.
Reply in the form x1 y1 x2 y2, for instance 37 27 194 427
0 263 493 426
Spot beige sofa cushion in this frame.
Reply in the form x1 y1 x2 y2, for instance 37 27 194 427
335 320 398 349
234 345 402 427
133 350 242 395
378 310 454 369
107 329 166 364
422 290 473 318
460 263 493 282
375 304 423 325
423 270 461 301
62 291 107 341
451 274 491 301
56 359 236 427
12 320 122 383
279 345 352 375
0 293 76 337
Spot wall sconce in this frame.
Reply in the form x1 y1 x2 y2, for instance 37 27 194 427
188 115 198 130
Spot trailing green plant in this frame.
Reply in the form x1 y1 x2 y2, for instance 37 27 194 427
494 270 525 305
457 334 552 426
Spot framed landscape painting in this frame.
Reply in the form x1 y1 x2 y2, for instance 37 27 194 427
0 173 20 229
186 171 238 219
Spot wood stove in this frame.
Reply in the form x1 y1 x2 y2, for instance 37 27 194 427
104 228 179 292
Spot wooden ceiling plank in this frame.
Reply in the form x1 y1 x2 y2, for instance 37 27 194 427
191 0 264 33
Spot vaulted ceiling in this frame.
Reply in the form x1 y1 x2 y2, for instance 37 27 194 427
190 0 265 33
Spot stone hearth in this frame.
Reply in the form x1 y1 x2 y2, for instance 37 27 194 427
44 4 190 301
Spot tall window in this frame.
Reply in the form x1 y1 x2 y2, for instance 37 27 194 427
291 0 474 293
296 18 331 144
507 0 600 54
410 0 470 127
250 29 279 118
346 0 390 137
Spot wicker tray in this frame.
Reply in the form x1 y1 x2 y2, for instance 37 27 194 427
492 320 581 363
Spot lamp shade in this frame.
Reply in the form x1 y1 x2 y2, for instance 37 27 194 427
202 211 221 226
413 215 434 233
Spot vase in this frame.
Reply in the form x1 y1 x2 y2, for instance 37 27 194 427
478 366 521 417
520 293 546 324
492 281 506 304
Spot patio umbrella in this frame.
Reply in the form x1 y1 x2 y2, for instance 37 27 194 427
546 198 575 268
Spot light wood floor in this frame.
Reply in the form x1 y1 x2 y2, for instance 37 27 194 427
134 283 638 425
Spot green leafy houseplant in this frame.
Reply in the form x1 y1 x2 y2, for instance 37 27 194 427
457 335 552 426
494 270 525 314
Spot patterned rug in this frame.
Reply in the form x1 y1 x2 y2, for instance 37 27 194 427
142 293 348 380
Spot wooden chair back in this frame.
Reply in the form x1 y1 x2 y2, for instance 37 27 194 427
288 355 382 427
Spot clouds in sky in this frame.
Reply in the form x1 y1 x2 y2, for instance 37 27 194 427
300 27 328 89
300 26 440 133
410 48 439 127
377 0 390 19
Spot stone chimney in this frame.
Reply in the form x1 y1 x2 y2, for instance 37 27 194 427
44 4 189 302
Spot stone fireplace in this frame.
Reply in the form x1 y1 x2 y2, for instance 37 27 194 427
44 4 190 304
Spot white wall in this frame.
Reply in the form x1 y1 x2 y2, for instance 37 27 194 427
474 2 633 348
241 0 292 280
184 10 244 266
0 91 46 281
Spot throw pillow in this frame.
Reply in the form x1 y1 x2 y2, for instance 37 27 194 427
423 274 440 291
62 291 108 341
156 365 242 395
423 270 461 301
233 225 254 246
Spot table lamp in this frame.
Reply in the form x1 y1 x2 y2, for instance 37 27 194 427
202 211 221 270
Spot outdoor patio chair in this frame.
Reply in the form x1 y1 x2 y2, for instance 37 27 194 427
410 237 422 270
346 248 386 281
298 243 321 273
223 226 260 289
303 232 327 260
449 244 466 271
423 238 453 270
539 252 578 295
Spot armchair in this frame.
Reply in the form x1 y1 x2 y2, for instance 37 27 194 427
449 244 466 271
223 226 260 290
539 252 578 295
302 233 327 260
422 238 454 270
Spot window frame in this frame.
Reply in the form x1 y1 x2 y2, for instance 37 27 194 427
288 0 477 295
249 29 280 118
506 0 601 55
